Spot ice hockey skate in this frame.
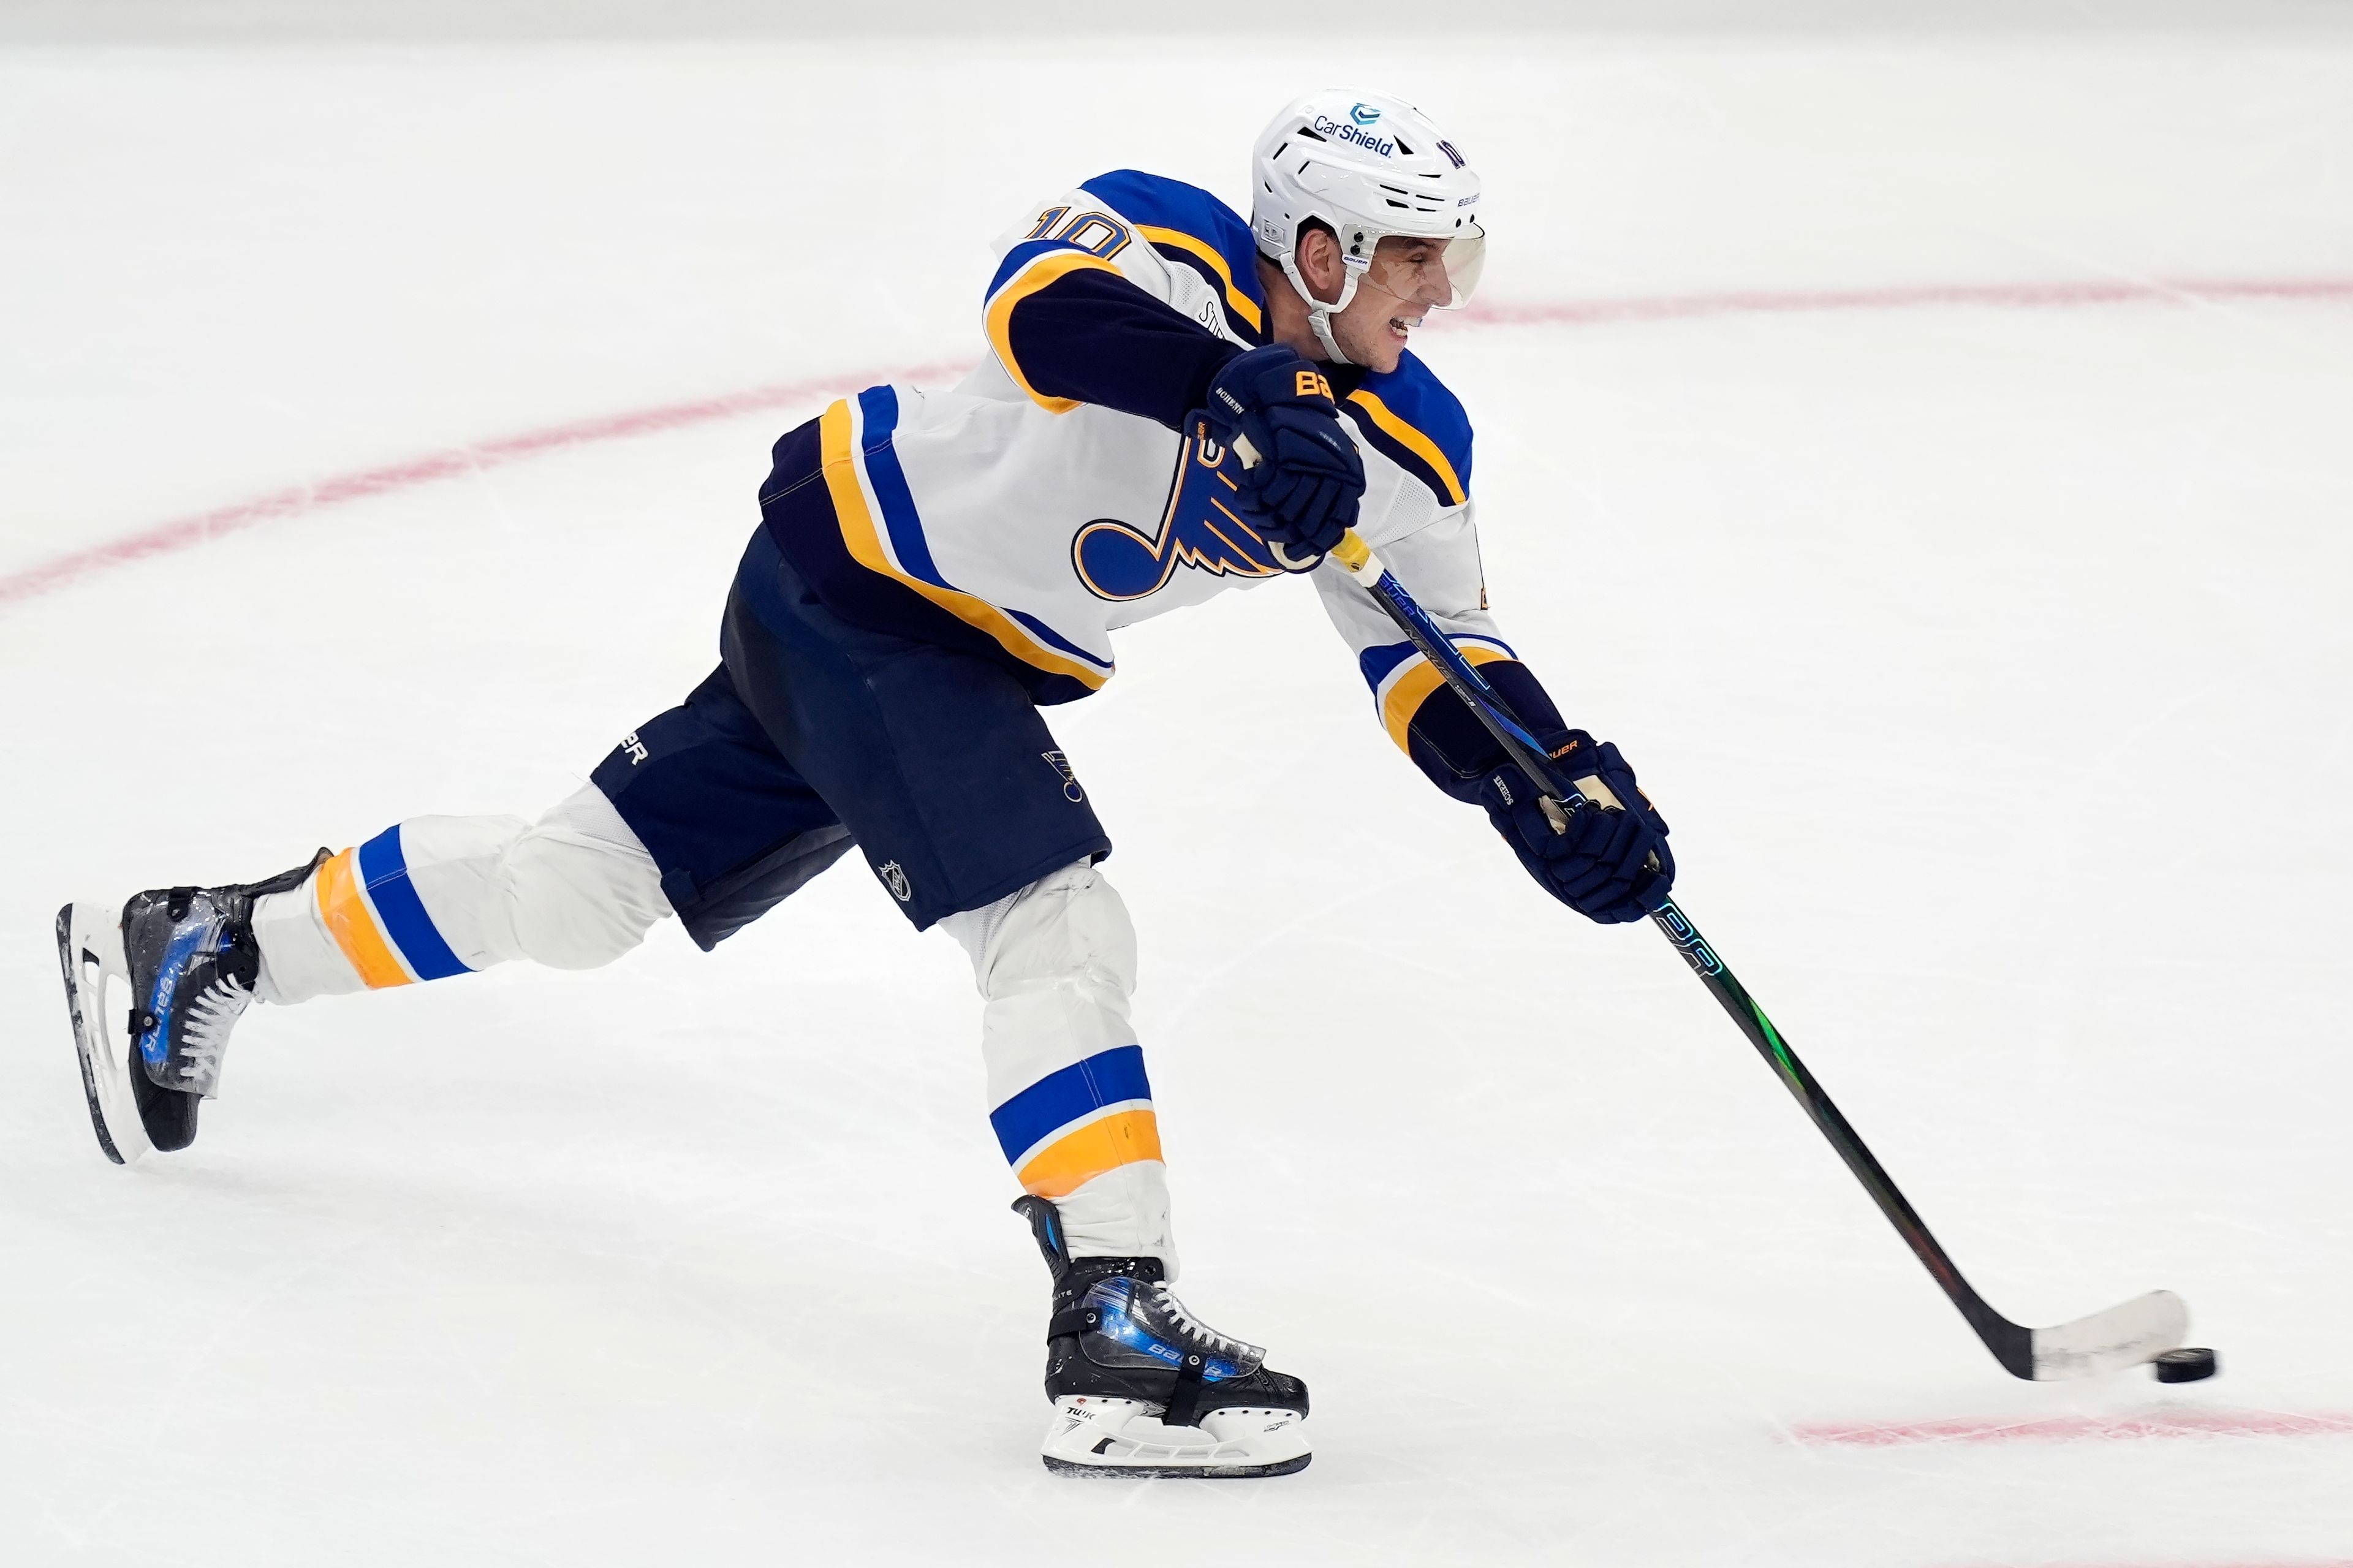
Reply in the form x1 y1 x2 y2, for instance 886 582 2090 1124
56 852 326 1164
1015 1197 1310 1478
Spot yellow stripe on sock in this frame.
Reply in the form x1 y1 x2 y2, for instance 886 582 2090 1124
1015 1108 1162 1199
314 848 412 989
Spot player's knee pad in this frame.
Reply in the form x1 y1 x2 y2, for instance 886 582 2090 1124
942 860 1173 1270
940 858 1138 1109
396 787 667 971
492 785 673 971
254 789 670 1003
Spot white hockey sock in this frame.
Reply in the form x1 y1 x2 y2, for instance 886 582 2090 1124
254 783 671 1005
941 858 1178 1277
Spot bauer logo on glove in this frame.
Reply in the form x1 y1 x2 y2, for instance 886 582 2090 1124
1202 343 1366 559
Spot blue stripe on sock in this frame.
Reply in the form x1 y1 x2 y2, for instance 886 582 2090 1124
355 827 472 981
988 1045 1151 1165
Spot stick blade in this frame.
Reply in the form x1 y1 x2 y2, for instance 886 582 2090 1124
2029 1289 2188 1380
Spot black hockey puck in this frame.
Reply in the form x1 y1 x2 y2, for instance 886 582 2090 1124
2152 1347 2219 1382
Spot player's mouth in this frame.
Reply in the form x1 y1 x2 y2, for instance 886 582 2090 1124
1389 313 1423 342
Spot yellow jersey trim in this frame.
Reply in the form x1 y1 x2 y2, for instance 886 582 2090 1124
817 400 1110 692
1135 224 1265 334
1347 388 1469 507
983 250 1126 414
1381 644 1515 752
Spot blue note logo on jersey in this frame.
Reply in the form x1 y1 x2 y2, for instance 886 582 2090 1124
1072 423 1298 602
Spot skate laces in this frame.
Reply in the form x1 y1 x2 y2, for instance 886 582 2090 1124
176 974 253 1089
1148 1281 1250 1360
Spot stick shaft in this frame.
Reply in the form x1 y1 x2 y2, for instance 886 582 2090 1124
1645 900 2031 1374
1320 529 1575 798
1341 537 2034 1376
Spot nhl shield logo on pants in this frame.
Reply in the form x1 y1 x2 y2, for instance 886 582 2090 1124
877 861 912 902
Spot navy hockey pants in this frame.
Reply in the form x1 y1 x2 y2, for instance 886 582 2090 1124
591 527 1113 944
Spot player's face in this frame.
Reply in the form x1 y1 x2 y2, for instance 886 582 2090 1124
1332 235 1455 372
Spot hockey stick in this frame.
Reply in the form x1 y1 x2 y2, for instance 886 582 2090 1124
1634 896 2185 1380
1241 445 2189 1377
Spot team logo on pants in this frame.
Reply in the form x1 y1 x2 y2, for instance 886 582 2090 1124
877 861 912 903
1042 751 1084 803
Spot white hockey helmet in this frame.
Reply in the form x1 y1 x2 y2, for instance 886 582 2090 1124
1251 89 1486 363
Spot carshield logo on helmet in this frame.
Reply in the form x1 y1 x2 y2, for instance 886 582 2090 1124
1311 112 1395 157
1254 89 1486 360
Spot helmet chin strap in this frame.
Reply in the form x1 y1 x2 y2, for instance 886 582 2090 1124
1306 304 1350 365
1278 253 1363 366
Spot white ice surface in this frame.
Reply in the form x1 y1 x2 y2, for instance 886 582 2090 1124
4 29 2352 1568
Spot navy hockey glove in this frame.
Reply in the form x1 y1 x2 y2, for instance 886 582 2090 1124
1204 344 1365 559
1480 733 1675 924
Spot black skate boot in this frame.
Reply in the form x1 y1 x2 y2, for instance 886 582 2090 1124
1014 1196 1310 1478
56 850 327 1164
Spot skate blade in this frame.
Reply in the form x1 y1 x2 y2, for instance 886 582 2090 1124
55 901 152 1167
1039 1396 1311 1479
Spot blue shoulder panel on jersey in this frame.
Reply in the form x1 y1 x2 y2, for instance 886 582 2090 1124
983 180 1252 429
1078 169 1268 340
1344 350 1475 507
987 236 1088 299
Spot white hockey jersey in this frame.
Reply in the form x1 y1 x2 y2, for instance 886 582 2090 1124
759 169 1543 765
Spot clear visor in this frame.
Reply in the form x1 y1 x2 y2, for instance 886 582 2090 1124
1439 229 1485 308
1355 224 1486 311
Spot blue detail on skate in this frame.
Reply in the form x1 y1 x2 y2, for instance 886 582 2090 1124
1085 1280 1249 1383
356 828 472 981
989 1045 1152 1164
138 920 216 1066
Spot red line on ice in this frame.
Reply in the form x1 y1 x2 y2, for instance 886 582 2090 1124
5 275 2349 613
1794 1408 2353 1445
0 359 973 613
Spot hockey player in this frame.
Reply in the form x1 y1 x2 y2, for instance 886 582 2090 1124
56 89 1672 1478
